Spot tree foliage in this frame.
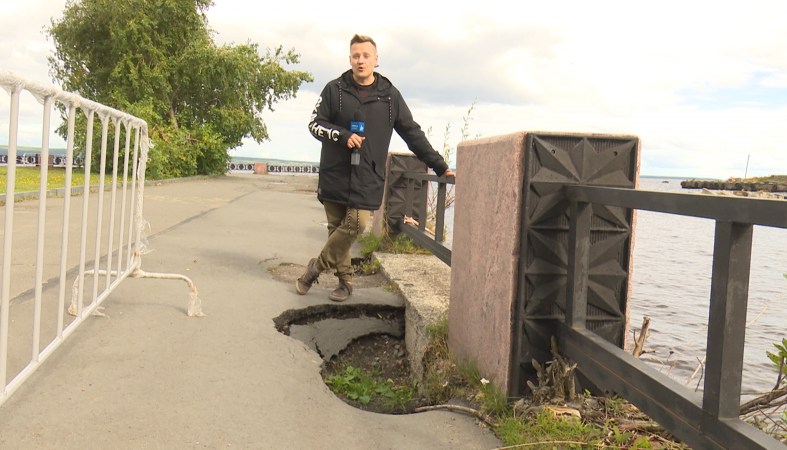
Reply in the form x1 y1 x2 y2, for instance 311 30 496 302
47 0 312 177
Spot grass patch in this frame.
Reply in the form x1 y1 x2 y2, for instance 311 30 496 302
418 319 689 449
0 166 118 194
498 410 601 449
325 365 417 414
357 232 431 256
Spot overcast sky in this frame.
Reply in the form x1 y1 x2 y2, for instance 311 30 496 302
2 0 786 178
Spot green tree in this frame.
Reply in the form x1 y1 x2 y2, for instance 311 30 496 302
47 0 312 177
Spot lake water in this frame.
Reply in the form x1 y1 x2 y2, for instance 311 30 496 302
442 177 786 395
630 177 786 396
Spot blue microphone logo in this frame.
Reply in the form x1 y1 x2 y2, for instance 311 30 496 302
350 121 365 133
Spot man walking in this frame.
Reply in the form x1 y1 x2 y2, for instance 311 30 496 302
297 34 455 302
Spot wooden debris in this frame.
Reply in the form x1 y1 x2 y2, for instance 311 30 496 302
632 317 651 358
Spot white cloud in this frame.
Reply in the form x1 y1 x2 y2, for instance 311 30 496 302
2 0 786 178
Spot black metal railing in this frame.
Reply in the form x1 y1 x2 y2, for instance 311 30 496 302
561 185 787 450
398 172 454 266
394 164 787 448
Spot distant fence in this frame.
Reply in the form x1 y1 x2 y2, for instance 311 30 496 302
226 161 319 174
0 70 202 409
0 153 84 167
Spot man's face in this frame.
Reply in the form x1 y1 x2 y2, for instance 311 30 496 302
349 42 378 82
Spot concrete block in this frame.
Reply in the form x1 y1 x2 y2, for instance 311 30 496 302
254 162 268 175
448 132 527 394
375 252 451 387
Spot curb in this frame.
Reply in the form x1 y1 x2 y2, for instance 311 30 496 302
373 252 451 391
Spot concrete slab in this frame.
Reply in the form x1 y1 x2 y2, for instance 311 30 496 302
0 174 500 449
374 253 451 387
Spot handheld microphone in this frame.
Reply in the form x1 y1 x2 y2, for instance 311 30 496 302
350 110 365 166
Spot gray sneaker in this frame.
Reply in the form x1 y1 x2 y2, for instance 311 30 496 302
296 258 320 295
329 279 353 302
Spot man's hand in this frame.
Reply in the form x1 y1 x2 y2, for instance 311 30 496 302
347 133 365 149
443 169 456 177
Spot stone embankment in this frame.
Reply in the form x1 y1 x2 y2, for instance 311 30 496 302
681 179 787 192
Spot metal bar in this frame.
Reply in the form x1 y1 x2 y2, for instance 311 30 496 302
133 131 148 260
399 223 452 266
117 121 131 276
703 221 754 419
32 95 54 362
564 185 787 229
105 118 121 289
405 177 414 220
56 104 77 338
435 182 446 242
565 200 591 328
76 109 96 319
91 117 109 305
418 179 428 232
0 260 139 408
402 172 456 184
0 87 21 391
126 127 140 269
561 326 784 450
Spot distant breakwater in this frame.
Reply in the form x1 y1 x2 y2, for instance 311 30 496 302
681 179 787 192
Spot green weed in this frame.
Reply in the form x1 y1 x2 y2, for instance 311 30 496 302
361 259 381 275
767 338 787 378
324 365 415 413
325 366 376 405
498 410 600 449
356 232 430 256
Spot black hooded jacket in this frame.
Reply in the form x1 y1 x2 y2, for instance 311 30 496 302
308 70 449 210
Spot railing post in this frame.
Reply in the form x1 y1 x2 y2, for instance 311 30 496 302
77 109 96 319
32 95 54 363
702 221 753 420
566 200 592 328
57 104 78 338
418 178 428 232
106 117 122 289
405 177 414 221
435 181 446 243
91 116 110 305
0 85 21 391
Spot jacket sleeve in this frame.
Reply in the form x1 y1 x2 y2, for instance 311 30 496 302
308 83 351 148
392 90 449 177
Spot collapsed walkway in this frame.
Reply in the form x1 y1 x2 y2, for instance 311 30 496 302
0 173 500 449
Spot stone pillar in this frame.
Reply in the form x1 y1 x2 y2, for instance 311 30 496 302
254 162 268 175
449 131 640 396
448 133 528 394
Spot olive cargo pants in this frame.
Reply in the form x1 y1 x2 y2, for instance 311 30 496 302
315 201 371 282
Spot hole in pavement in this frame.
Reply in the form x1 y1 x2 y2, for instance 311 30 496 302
274 304 404 361
274 304 420 414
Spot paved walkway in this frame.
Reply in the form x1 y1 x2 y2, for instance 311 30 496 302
0 174 500 449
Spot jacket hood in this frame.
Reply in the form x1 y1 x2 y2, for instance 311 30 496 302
339 70 393 93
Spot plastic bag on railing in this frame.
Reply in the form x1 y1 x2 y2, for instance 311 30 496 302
188 288 205 317
136 218 153 255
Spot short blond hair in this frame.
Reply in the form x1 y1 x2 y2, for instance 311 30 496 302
350 34 377 50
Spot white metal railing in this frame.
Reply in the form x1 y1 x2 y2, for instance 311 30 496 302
0 70 203 408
